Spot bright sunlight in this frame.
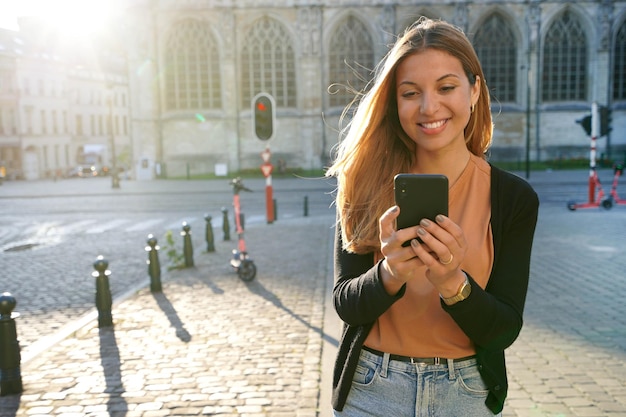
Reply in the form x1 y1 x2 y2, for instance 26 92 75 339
1 0 124 37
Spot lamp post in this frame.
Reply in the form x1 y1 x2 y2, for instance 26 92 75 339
108 87 120 189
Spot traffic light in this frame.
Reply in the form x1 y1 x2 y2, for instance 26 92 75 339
576 115 591 136
253 93 274 141
599 105 612 137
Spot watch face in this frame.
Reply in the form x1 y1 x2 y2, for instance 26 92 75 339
460 282 471 298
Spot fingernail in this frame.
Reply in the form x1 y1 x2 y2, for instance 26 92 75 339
391 205 399 212
411 239 419 247
436 215 445 223
420 219 431 227
417 227 426 236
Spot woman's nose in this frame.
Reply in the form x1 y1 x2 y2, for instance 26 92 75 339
420 93 439 115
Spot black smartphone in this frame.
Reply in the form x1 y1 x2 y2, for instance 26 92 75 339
394 174 448 245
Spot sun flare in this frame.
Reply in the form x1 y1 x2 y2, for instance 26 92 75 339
8 0 124 37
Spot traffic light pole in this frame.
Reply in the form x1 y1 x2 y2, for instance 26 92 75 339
568 102 613 210
588 101 599 203
569 102 609 210
261 147 274 224
253 93 276 224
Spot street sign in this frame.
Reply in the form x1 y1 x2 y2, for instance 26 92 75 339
261 163 273 178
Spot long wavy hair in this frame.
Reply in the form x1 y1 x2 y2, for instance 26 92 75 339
326 18 493 254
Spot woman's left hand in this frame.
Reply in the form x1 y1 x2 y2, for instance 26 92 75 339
409 214 468 296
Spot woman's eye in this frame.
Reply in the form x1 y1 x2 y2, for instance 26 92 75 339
441 86 456 92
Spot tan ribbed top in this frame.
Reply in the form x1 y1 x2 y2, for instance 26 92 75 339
365 154 493 358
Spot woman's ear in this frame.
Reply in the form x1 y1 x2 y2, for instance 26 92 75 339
471 75 481 106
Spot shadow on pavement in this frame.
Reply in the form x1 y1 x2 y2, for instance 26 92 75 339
0 393 19 417
98 327 128 416
245 279 339 347
152 292 192 343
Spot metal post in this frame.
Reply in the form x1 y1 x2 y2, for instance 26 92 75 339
589 102 599 203
273 198 277 221
108 88 120 189
204 214 215 252
266 178 274 224
181 222 194 268
92 256 113 328
261 147 274 224
221 207 230 241
304 196 309 217
145 234 162 292
0 292 22 396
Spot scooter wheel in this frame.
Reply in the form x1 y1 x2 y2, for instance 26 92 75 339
567 200 577 211
601 198 613 210
238 259 257 282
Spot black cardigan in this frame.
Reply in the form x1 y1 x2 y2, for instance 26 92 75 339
332 165 539 414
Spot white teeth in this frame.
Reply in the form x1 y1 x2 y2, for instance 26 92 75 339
421 120 446 129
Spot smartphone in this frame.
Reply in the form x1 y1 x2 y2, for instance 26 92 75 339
394 174 448 245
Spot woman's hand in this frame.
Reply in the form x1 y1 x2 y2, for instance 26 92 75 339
409 214 468 297
378 207 467 296
378 205 427 295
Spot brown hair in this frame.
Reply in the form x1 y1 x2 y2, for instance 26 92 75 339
326 18 493 254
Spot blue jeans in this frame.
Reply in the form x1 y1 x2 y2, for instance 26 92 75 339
334 348 501 417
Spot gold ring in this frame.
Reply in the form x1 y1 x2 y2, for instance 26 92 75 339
440 254 453 265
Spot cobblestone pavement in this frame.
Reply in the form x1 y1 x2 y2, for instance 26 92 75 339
1 169 626 417
1 213 336 417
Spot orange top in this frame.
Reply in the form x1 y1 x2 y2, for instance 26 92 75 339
364 154 493 358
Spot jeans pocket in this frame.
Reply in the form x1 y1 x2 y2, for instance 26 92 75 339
352 362 377 386
457 365 489 396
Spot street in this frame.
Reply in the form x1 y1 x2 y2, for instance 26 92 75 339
0 175 336 358
0 169 625 416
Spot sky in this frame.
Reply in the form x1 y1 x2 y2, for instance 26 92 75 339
0 0 124 34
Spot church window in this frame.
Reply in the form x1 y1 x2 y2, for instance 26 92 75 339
165 20 222 111
474 13 517 103
328 16 375 108
542 10 587 102
241 17 296 108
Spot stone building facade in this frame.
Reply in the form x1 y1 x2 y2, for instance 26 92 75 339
2 1 626 180
122 0 626 179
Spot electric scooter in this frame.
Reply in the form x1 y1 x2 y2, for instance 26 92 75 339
229 177 257 281
606 162 626 207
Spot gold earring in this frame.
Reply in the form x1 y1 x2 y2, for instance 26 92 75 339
471 104 475 113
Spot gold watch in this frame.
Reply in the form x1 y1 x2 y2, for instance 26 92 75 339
441 275 471 306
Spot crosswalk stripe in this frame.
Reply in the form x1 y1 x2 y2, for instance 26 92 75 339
56 219 99 235
85 219 131 234
164 217 198 232
124 218 165 233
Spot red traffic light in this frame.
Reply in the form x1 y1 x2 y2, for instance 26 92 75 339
253 93 274 141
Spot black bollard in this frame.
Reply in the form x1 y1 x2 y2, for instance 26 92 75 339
181 222 194 267
304 195 309 217
204 214 215 252
145 234 162 292
0 292 22 396
92 256 113 327
221 207 230 241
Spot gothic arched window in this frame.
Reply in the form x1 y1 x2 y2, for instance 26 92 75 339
328 16 375 108
474 13 517 103
542 10 588 102
241 17 296 108
613 21 626 100
164 20 222 111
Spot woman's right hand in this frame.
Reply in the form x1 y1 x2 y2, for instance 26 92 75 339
378 205 428 295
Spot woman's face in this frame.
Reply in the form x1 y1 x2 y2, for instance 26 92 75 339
395 49 480 154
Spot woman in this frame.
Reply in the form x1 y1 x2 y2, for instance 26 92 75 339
326 18 539 416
